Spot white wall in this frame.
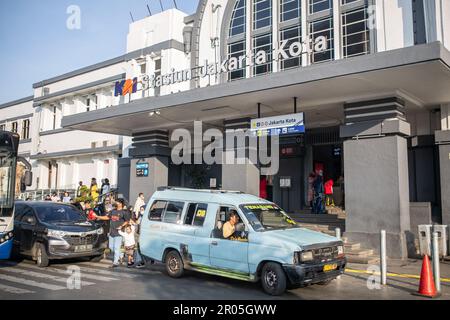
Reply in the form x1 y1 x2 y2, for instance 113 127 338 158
197 0 228 88
126 9 187 52
376 0 415 52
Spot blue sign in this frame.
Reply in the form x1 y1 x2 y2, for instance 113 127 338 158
251 113 305 137
136 163 149 177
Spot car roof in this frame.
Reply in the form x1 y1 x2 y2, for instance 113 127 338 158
151 188 272 207
15 201 75 208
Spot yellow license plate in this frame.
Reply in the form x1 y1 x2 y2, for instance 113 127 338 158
323 264 338 272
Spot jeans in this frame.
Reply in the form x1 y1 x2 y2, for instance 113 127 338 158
109 235 123 265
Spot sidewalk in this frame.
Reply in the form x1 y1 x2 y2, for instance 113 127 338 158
340 259 450 300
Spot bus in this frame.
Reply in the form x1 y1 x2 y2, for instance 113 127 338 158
0 131 31 259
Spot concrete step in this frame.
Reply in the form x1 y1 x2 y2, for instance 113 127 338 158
345 248 374 256
346 255 380 264
344 242 361 250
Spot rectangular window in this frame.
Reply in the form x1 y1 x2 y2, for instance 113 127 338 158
309 0 332 14
253 0 272 30
22 119 30 140
149 200 167 221
0 124 5 131
342 7 370 58
280 0 301 22
280 25 302 69
185 203 208 226
162 201 185 224
11 122 18 134
253 33 273 75
140 63 147 75
52 106 57 130
228 41 246 81
309 17 334 63
341 0 359 4
85 97 91 112
154 59 162 97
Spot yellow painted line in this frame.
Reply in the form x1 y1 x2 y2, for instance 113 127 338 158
345 268 450 283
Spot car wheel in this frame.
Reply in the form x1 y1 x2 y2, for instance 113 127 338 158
36 243 49 268
165 250 184 278
261 262 287 296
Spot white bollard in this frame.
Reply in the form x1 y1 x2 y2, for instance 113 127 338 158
432 232 441 293
335 228 341 240
380 230 387 285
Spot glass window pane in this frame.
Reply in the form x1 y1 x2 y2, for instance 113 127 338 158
229 0 246 37
162 201 184 224
342 7 370 58
309 17 334 63
253 0 272 30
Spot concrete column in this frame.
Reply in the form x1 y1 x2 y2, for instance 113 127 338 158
435 129 450 226
221 118 260 196
340 97 413 259
128 130 170 201
441 104 450 130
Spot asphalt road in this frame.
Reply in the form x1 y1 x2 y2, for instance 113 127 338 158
0 258 449 300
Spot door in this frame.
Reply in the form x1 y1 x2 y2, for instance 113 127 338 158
209 207 249 274
18 207 37 255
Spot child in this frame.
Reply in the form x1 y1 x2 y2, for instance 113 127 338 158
118 224 136 267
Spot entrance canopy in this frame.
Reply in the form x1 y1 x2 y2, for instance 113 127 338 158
62 42 450 136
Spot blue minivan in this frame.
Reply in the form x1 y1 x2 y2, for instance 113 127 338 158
139 187 346 295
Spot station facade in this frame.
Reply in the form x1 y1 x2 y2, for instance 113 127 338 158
1 0 450 258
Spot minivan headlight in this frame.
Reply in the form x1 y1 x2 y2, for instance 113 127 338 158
300 250 314 262
47 229 67 238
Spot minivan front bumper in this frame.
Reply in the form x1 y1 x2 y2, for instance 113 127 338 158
283 257 346 287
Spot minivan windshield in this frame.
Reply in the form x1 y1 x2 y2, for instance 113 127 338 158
240 204 298 231
34 204 86 223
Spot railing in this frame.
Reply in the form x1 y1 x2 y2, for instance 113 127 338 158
18 186 119 202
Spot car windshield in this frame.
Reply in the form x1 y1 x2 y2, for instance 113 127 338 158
240 204 298 231
0 152 15 211
34 204 85 223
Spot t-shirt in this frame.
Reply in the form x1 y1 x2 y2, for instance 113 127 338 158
108 210 127 237
222 221 235 239
118 225 136 247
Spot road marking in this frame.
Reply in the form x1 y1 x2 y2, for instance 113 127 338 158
67 265 138 279
79 261 162 275
0 283 35 295
1 261 120 282
0 273 66 291
0 266 95 286
345 268 450 283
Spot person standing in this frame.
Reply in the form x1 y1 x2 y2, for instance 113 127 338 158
133 193 145 221
312 170 325 214
62 192 71 204
95 199 128 268
76 181 84 198
101 178 111 202
90 178 99 203
324 178 335 207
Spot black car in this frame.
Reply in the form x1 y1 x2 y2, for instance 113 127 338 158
12 201 108 267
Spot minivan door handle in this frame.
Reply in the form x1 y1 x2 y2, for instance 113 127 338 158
211 241 218 246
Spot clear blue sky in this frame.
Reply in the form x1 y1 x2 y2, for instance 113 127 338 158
0 0 199 104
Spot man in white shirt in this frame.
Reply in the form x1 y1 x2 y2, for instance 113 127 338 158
133 193 145 220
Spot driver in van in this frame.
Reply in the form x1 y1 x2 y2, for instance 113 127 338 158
223 211 240 239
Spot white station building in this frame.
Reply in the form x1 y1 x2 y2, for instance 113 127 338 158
1 0 450 258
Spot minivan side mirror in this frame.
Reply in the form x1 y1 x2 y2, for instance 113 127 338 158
24 171 33 186
235 222 246 232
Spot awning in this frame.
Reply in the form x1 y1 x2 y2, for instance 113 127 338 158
62 42 450 136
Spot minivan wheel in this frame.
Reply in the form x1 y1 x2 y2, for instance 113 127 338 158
36 243 49 268
261 262 287 296
165 250 184 278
